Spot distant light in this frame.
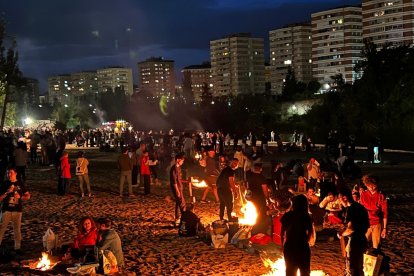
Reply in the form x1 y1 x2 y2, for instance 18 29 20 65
89 104 93 107
92 111 96 114
38 104 43 108
24 117 33 125
64 104 68 108
211 101 215 105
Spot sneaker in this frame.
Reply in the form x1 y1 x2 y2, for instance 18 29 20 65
174 219 181 226
88 193 93 198
200 200 208 203
81 193 85 198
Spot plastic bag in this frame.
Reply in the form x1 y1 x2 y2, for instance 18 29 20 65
211 233 228 249
43 228 57 252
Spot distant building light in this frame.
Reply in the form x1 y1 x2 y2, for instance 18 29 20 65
284 60 292 65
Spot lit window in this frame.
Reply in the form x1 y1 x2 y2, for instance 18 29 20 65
284 60 292 65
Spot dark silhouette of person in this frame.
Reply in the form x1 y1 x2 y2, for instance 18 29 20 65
281 194 315 276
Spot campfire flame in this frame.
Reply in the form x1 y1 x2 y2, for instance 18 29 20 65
239 201 258 226
191 177 208 188
262 258 327 276
36 252 52 271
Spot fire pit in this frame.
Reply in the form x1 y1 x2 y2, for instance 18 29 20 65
22 252 60 272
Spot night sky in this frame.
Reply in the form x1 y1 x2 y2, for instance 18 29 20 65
2 0 360 92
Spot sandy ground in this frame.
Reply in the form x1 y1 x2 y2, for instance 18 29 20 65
0 148 413 275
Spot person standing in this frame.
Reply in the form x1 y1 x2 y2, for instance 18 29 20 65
59 151 71 196
13 141 28 183
140 151 151 195
339 187 370 276
75 151 91 198
216 158 239 221
118 147 133 197
246 163 270 235
280 194 315 276
0 167 31 254
359 174 388 252
170 154 186 226
199 147 220 203
306 157 320 182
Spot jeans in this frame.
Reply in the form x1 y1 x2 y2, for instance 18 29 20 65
0 211 23 250
78 174 91 195
218 189 233 221
119 171 132 196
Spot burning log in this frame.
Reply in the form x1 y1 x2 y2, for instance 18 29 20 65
190 177 208 188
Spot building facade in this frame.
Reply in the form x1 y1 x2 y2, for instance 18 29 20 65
362 0 414 47
181 63 212 103
71 71 98 97
269 23 313 95
48 74 72 105
138 57 175 98
210 33 265 97
311 6 364 91
96 67 133 96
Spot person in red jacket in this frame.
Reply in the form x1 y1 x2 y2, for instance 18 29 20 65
360 174 388 251
59 151 71 195
140 151 151 195
69 216 98 260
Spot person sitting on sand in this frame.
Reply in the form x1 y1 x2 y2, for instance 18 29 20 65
319 192 343 224
67 216 98 261
96 218 124 272
178 203 204 237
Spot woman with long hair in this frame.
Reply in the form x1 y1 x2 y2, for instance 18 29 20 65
69 216 98 260
280 194 316 276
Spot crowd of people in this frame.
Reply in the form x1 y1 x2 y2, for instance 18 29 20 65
0 126 389 275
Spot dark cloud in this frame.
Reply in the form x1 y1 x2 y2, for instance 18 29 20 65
2 0 360 91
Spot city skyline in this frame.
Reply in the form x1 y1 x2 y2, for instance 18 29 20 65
2 0 360 92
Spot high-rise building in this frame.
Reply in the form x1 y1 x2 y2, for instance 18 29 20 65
210 33 265 97
71 71 98 97
138 57 175 97
181 62 212 103
48 74 72 105
311 6 364 91
23 77 40 105
362 0 414 47
269 23 313 95
96 67 133 96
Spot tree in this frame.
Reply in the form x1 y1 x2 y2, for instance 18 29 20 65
0 19 25 128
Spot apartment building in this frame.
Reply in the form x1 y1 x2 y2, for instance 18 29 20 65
210 33 265 97
181 63 211 103
362 0 414 47
311 6 364 91
138 57 175 97
71 71 98 97
269 23 313 95
48 74 72 105
96 67 133 96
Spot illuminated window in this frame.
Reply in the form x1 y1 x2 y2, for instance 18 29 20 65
284 60 292 65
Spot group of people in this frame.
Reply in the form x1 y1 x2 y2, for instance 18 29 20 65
65 216 124 273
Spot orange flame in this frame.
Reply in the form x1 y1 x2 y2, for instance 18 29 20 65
36 252 52 271
239 201 258 226
262 257 327 276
